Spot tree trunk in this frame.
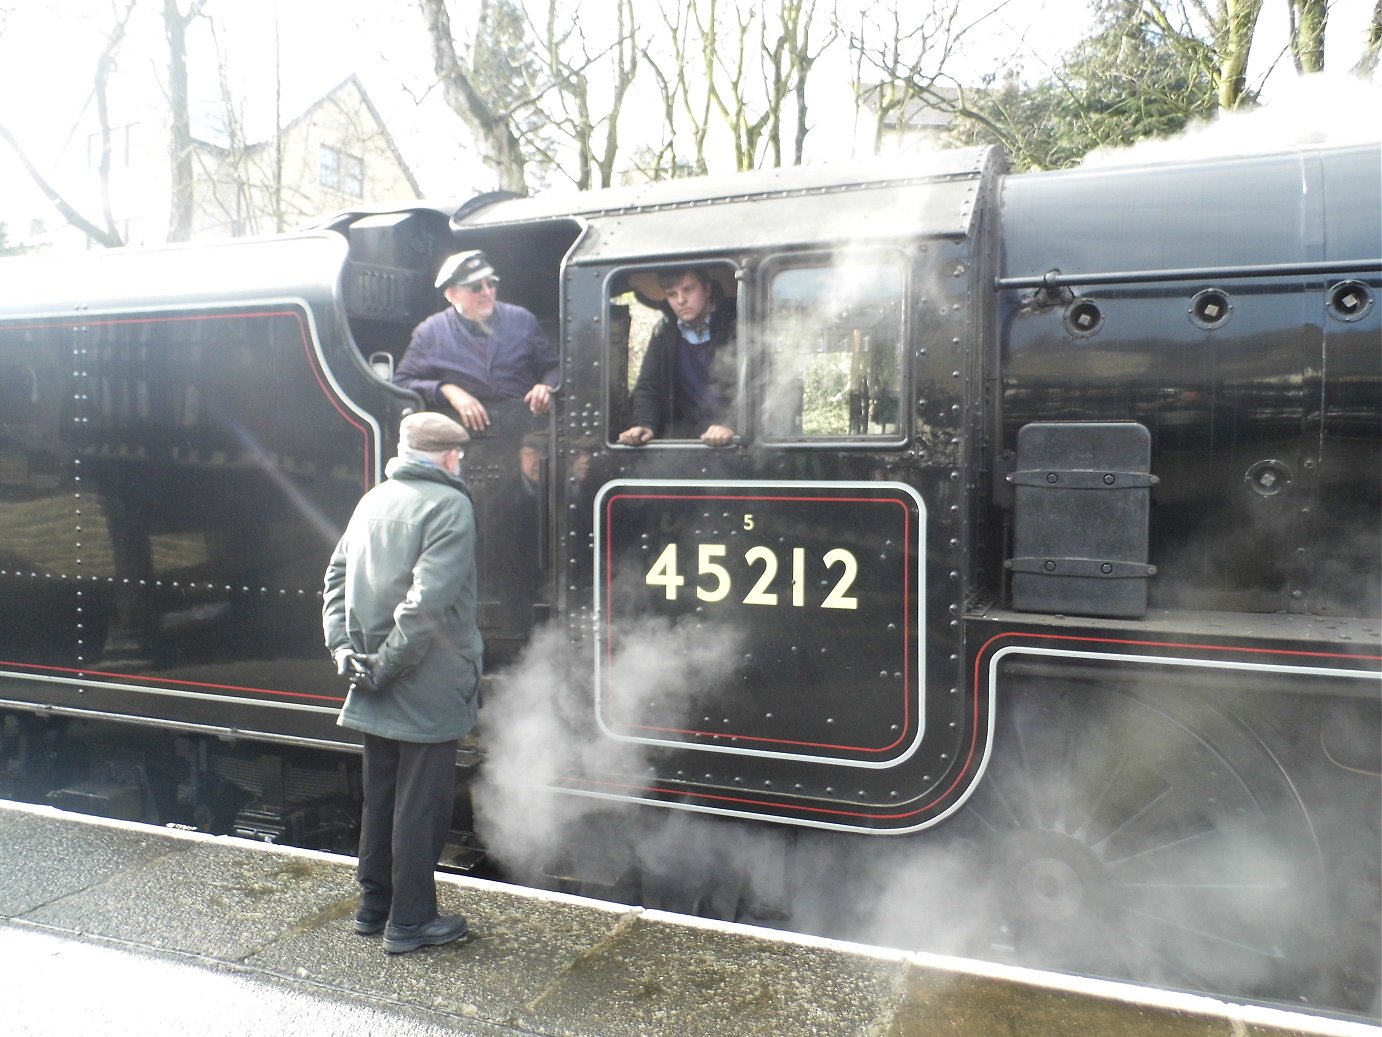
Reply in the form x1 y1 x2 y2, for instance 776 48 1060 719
1290 0 1327 72
165 0 195 242
0 126 123 247
594 0 637 189
419 0 529 193
1216 0 1263 109
1352 0 1380 76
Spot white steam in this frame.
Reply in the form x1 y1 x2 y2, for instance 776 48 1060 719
1082 72 1382 167
471 616 746 875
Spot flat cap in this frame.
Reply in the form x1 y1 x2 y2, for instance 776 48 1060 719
399 411 470 452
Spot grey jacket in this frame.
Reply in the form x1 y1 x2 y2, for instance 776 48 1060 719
322 456 484 743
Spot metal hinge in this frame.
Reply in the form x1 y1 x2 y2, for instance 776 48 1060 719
1006 557 1158 578
1007 469 1159 489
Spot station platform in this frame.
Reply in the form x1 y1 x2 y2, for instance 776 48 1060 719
0 800 1376 1037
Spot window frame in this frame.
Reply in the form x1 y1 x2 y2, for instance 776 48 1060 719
754 247 912 449
603 261 745 450
319 145 364 199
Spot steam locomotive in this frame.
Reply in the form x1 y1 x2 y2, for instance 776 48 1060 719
0 141 1377 1016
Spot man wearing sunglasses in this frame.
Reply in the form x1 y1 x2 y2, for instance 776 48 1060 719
393 250 559 433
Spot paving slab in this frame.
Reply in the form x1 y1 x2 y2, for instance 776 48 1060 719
894 963 1240 1036
886 954 1380 1037
518 910 905 1037
23 837 357 959
0 924 513 1037
252 880 634 1023
0 806 190 915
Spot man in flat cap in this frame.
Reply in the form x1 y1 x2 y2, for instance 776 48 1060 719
393 250 559 433
323 411 482 954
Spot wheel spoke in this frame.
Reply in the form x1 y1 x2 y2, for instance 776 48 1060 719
955 680 1324 1006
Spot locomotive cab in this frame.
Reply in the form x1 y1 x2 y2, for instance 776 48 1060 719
442 148 1010 839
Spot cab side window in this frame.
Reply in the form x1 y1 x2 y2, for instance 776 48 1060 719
761 255 906 440
608 264 738 445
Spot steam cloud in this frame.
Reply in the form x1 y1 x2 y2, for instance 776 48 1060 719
470 611 1344 1012
471 615 747 874
1081 72 1382 167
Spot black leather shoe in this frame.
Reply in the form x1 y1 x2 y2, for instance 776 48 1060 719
354 909 388 936
383 913 468 954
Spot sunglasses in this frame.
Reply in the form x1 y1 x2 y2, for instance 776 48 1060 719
459 277 500 293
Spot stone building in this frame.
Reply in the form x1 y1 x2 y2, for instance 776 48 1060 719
9 74 420 253
190 74 422 240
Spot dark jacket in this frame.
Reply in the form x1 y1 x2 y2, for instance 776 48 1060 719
393 301 559 408
322 456 484 743
628 301 737 438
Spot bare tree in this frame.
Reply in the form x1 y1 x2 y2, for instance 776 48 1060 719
0 1 138 247
844 0 1008 156
164 0 211 242
630 44 689 181
419 0 530 192
1134 0 1264 109
778 0 836 166
1358 0 1382 77
214 18 262 233
593 0 639 188
641 0 836 176
709 1 773 171
93 2 142 242
185 14 276 237
1288 0 1327 73
706 0 838 171
646 0 718 175
0 126 123 247
534 0 639 189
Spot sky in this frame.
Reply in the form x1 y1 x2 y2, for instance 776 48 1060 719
0 0 1377 225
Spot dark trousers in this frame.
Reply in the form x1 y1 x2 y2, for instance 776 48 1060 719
356 734 458 927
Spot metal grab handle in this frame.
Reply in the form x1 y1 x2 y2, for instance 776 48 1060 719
368 352 395 380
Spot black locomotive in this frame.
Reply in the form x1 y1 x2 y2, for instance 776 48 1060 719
1 142 1377 1016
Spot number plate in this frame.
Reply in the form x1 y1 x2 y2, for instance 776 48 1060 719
594 480 926 767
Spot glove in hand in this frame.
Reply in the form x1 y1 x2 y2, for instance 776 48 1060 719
347 653 389 694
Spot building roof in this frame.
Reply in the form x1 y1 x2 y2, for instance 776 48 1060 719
194 74 421 197
859 83 961 131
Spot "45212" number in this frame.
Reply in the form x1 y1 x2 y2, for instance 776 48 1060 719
644 543 859 610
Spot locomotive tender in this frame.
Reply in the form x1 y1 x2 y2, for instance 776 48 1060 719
0 142 1378 1014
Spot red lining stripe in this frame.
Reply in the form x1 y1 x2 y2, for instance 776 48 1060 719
567 631 1378 824
0 658 343 705
601 491 915 754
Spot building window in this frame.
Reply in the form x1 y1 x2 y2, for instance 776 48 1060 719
87 123 138 170
319 145 364 198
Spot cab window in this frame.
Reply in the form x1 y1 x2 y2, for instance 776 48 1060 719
607 264 739 444
760 255 906 440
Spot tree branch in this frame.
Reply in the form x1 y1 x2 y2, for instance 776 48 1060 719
0 125 124 247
